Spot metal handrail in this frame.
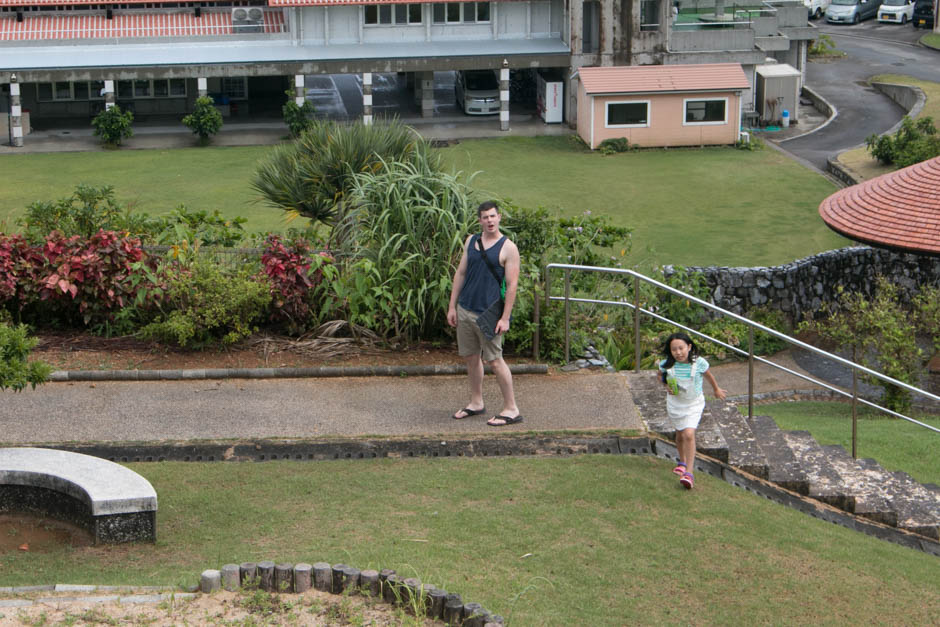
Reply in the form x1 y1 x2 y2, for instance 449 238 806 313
545 263 940 458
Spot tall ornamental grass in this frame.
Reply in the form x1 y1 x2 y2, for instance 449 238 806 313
337 156 479 341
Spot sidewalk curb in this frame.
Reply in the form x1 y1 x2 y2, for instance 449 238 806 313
49 363 549 382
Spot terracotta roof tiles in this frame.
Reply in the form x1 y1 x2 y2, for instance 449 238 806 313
819 156 940 256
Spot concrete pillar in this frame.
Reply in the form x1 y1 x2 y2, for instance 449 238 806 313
197 77 208 99
9 75 23 147
362 72 373 125
103 80 115 110
420 71 434 118
294 74 305 106
500 63 510 131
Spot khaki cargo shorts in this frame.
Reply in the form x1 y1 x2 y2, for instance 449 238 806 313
456 305 503 362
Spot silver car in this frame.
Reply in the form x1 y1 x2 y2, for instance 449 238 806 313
455 70 500 115
826 0 883 22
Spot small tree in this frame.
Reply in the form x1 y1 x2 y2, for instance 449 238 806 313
800 277 925 413
281 90 316 138
866 116 940 169
91 105 134 147
182 96 224 144
0 322 52 392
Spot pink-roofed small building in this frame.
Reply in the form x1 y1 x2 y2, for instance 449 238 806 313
577 63 750 150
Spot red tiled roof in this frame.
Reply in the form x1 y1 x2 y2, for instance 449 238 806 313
819 156 940 256
0 10 285 40
579 63 750 95
0 0 178 5
268 0 470 5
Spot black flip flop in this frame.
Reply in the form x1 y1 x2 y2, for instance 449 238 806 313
453 407 486 420
486 414 523 427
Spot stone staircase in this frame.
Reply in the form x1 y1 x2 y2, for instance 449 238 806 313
623 371 940 546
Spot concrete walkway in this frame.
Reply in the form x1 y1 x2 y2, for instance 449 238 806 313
0 371 642 444
0 350 829 446
0 111 571 155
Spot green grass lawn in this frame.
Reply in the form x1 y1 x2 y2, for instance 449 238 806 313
757 401 940 485
1 136 847 268
442 137 848 268
1 456 937 625
0 146 310 236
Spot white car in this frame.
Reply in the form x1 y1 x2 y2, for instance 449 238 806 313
454 70 500 116
804 0 831 19
877 0 915 22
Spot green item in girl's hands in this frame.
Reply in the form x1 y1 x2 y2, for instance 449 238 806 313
667 376 679 395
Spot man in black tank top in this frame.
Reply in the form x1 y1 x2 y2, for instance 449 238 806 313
446 201 523 426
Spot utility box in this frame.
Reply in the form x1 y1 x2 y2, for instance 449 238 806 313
536 70 564 124
755 63 801 125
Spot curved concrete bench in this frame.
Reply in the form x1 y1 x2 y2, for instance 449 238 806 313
0 447 157 543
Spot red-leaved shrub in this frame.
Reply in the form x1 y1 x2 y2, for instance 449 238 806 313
260 235 333 333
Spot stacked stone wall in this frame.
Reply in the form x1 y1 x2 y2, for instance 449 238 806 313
666 247 940 322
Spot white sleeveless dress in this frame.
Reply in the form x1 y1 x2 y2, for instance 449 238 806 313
662 357 707 431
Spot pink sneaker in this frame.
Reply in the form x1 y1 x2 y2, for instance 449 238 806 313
680 472 694 490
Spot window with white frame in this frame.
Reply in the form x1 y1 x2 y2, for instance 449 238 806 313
606 100 650 127
221 77 248 100
432 2 490 24
684 98 727 124
365 3 422 25
37 81 108 102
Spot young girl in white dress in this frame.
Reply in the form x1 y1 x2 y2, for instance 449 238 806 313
658 332 727 489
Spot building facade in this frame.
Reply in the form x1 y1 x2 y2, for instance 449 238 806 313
1 0 815 146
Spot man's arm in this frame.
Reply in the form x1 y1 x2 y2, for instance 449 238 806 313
447 236 472 328
495 239 521 335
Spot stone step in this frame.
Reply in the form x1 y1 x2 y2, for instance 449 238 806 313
747 415 809 495
854 461 940 541
709 401 769 479
781 430 853 510
695 404 729 464
821 446 897 527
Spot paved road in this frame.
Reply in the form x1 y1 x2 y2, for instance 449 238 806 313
782 20 940 169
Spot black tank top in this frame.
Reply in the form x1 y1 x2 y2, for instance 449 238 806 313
458 234 506 314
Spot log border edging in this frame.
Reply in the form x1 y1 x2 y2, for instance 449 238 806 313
199 561 503 626
48 363 549 382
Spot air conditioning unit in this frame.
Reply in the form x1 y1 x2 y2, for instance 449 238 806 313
232 6 264 33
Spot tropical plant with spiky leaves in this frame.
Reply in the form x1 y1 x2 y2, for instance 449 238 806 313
251 119 435 230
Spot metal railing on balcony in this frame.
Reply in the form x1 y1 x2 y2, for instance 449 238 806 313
545 262 940 458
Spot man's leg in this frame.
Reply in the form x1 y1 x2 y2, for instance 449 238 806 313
465 353 485 409
487 357 519 419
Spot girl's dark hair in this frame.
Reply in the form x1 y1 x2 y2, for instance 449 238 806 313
661 332 697 370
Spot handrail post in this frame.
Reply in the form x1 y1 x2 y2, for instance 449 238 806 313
533 284 540 361
748 325 754 420
852 366 858 459
564 269 571 364
633 275 641 373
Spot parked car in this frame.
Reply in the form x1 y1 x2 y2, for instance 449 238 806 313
878 0 915 22
912 0 935 26
455 70 500 116
804 0 832 19
825 0 883 22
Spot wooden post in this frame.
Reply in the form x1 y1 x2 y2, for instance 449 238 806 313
258 561 275 591
274 563 293 593
221 564 240 591
341 565 361 593
360 569 380 596
239 562 258 588
444 593 463 625
294 563 312 593
331 563 347 593
428 587 447 619
312 562 332 591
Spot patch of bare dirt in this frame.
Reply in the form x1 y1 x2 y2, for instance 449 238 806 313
3 588 441 626
0 514 93 553
30 331 536 372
